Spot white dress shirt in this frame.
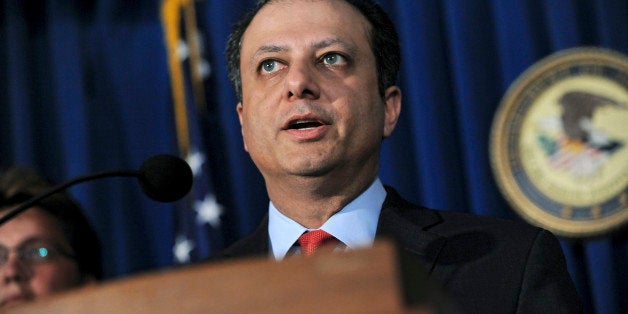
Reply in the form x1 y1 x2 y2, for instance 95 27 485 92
268 178 387 260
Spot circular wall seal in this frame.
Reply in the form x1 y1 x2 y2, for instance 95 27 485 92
490 47 628 238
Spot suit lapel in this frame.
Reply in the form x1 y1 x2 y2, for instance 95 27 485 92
376 187 447 274
216 215 270 259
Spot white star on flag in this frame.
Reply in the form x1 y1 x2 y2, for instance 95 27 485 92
195 194 223 228
176 39 189 61
198 59 211 79
173 235 195 264
186 149 206 177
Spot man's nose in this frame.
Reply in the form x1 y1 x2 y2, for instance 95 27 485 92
1 253 30 284
285 61 320 100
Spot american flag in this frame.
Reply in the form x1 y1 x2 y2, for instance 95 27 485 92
161 0 224 264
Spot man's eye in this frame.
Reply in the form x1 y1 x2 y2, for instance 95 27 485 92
322 53 346 65
260 60 281 74
23 246 51 260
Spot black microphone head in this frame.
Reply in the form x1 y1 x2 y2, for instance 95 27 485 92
138 154 193 202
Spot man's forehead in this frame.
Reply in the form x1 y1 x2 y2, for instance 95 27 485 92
0 208 64 243
241 0 371 53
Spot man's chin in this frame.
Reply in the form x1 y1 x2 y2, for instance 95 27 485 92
289 165 334 178
281 156 334 175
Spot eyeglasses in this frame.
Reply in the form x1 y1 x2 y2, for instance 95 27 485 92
0 239 76 266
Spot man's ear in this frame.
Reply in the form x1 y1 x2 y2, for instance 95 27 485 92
383 86 402 138
236 102 249 152
236 102 244 126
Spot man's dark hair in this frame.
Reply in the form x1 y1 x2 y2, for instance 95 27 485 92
226 0 401 102
0 166 103 280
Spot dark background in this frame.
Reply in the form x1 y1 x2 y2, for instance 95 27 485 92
1 1 626 313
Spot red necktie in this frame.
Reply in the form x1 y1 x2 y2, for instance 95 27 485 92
297 230 338 256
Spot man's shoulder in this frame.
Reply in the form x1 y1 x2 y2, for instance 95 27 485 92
433 207 541 237
383 187 582 312
382 186 542 239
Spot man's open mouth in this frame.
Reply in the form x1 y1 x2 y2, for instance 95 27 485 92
288 120 324 130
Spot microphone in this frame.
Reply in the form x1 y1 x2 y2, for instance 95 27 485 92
137 154 194 202
0 154 193 226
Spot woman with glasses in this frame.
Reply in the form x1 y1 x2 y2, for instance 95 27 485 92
0 166 102 308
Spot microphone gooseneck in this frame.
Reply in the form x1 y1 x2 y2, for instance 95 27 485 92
0 154 193 226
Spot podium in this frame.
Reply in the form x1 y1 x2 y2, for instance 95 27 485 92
6 240 435 313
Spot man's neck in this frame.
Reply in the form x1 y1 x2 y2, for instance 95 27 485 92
265 172 376 229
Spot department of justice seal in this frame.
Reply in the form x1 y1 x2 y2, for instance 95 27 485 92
490 47 628 238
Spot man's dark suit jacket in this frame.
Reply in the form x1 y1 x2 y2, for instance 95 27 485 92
215 187 583 313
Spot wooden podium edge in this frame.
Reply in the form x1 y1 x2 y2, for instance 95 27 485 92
7 240 412 313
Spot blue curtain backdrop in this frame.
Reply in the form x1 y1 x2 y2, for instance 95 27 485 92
1 1 626 313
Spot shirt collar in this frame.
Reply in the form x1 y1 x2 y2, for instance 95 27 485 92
268 178 386 260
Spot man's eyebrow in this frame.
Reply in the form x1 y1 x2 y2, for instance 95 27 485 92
251 38 358 59
312 37 357 53
0 237 52 250
17 237 55 247
252 44 288 59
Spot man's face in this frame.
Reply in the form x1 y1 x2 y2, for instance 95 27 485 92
0 207 84 307
237 0 400 184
